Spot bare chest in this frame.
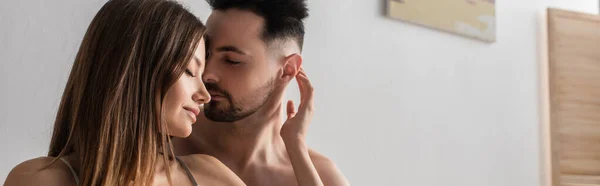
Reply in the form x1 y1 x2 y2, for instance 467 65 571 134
238 165 298 186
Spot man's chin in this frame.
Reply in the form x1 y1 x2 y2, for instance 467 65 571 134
204 108 234 122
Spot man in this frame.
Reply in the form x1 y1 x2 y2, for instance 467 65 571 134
173 0 349 185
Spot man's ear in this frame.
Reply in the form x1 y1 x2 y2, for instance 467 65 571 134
279 53 303 84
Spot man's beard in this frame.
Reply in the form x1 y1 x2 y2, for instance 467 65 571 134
203 79 274 122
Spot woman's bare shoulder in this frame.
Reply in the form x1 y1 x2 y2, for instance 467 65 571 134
3 157 77 186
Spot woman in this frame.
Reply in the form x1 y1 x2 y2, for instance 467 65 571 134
4 0 244 185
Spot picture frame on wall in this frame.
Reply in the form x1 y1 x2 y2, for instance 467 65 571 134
386 0 496 42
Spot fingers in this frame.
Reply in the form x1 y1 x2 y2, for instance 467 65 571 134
281 69 315 140
286 100 296 119
296 69 313 106
294 68 314 118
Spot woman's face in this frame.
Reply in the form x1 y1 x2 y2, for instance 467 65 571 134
164 38 211 138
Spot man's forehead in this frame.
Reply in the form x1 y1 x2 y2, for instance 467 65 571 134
205 9 269 55
206 9 264 38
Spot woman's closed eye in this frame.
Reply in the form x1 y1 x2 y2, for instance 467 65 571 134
185 69 196 77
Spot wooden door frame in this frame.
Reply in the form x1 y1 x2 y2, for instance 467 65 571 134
543 7 600 186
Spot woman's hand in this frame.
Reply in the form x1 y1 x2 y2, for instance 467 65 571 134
280 68 314 142
280 68 324 186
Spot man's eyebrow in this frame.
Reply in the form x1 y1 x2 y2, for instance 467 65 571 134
216 46 248 55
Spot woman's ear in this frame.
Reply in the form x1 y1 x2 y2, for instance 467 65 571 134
280 53 303 84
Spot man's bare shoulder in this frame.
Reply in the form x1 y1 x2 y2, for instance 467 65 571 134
179 154 246 186
4 156 77 186
180 154 223 169
308 149 350 186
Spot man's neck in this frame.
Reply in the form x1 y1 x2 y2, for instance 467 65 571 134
192 102 291 172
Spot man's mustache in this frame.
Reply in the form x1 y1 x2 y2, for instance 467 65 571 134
204 82 232 100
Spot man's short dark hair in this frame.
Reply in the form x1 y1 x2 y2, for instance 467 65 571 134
206 0 308 49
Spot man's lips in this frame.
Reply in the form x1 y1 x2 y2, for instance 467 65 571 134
208 92 226 99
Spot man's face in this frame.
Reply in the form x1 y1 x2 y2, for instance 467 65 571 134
203 9 278 122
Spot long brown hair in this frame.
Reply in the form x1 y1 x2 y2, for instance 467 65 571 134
47 0 205 185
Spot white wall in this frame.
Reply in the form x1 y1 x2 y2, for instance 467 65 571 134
1 0 598 185
0 0 106 179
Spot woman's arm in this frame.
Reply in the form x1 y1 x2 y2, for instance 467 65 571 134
280 69 324 186
283 135 323 186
